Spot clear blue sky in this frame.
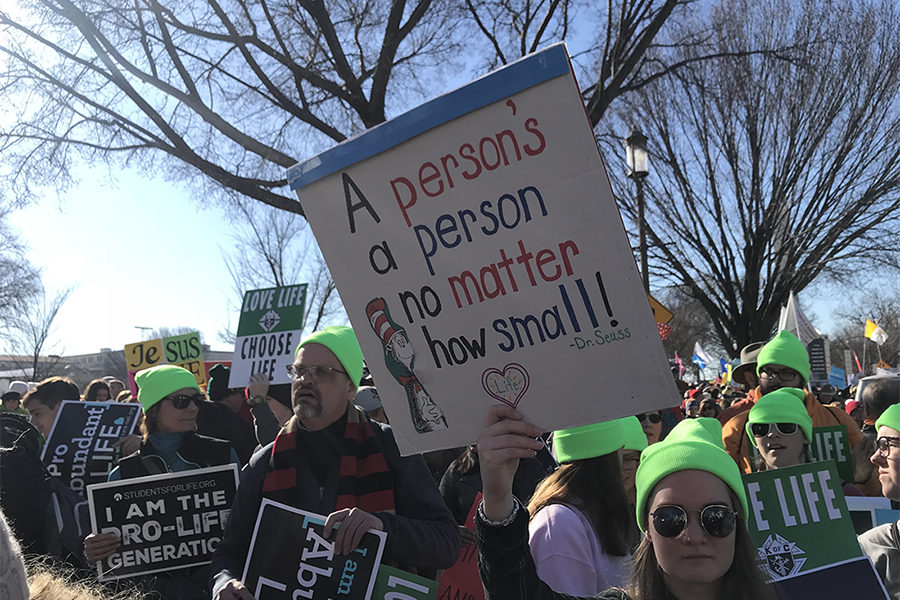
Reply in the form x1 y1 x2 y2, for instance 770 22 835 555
8 169 250 355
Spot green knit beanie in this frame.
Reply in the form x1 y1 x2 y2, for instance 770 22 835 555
553 419 625 464
635 417 747 531
746 388 812 447
876 403 900 432
135 365 201 414
621 416 648 451
296 326 364 387
756 330 811 383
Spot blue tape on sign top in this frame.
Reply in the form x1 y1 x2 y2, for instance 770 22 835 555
287 43 571 192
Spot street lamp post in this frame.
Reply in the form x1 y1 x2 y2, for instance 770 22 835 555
625 127 650 291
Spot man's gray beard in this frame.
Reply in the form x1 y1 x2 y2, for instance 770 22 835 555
294 400 322 421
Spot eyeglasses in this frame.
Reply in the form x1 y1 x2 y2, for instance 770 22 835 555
759 368 800 383
876 436 900 457
165 393 204 409
750 422 799 437
650 504 737 539
286 364 348 382
637 413 662 424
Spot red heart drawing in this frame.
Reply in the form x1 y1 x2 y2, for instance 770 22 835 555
481 363 530 408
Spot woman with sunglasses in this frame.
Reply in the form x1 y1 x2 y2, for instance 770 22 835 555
746 388 863 496
636 411 662 445
475 405 772 600
859 403 900 596
83 365 241 599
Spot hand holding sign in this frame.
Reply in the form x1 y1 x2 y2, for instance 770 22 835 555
216 579 255 600
475 405 543 521
115 434 141 457
84 532 120 565
248 373 270 401
324 507 385 556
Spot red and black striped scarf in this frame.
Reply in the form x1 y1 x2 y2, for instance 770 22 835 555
261 405 396 514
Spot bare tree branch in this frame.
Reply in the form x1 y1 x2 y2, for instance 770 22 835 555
605 0 900 355
218 201 346 344
4 286 74 381
0 0 461 213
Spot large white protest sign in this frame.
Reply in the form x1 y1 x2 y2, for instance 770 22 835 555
287 43 679 454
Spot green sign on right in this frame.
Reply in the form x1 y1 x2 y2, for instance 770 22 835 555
742 461 860 581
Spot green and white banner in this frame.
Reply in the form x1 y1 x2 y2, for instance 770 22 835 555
229 284 307 387
742 461 860 581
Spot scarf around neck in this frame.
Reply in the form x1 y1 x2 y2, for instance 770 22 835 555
262 404 396 514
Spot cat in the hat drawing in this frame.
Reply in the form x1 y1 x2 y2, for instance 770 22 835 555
365 297 447 433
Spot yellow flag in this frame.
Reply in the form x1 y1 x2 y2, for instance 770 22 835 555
865 318 878 339
866 318 889 345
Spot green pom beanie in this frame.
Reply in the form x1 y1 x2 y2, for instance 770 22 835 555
876 403 900 432
621 416 648 451
553 419 625 464
296 326 364 387
635 417 747 531
756 330 811 383
135 365 201 414
746 388 812 447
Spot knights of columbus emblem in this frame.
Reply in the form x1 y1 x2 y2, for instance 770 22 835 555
757 533 807 580
258 310 281 332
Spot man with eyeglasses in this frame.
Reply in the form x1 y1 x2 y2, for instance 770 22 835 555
211 326 458 600
859 403 900 595
717 341 765 424
721 331 879 494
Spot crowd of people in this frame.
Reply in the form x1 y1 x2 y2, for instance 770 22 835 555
1 325 900 600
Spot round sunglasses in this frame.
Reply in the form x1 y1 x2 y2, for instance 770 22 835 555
165 392 204 409
637 412 662 424
650 504 737 538
750 422 798 437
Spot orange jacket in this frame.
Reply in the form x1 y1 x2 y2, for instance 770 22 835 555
721 387 881 496
717 387 761 425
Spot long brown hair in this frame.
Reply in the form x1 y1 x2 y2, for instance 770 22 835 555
139 404 160 441
527 453 630 557
82 379 111 402
627 489 773 600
